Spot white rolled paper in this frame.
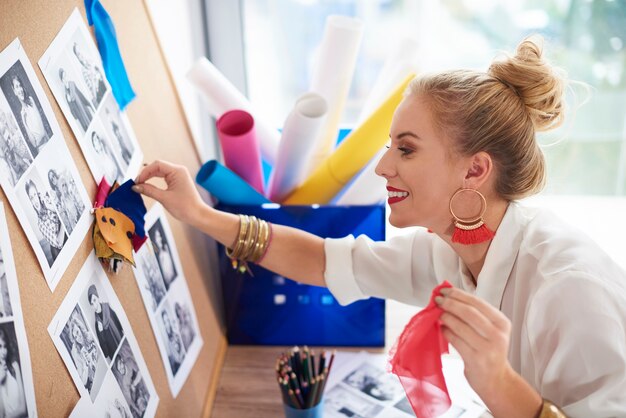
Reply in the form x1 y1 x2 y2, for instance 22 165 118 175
186 58 279 164
303 15 364 177
358 37 419 123
268 93 328 202
335 148 387 205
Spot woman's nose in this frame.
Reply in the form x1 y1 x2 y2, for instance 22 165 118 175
375 148 395 179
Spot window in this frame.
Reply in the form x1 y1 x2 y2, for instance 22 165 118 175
241 0 626 196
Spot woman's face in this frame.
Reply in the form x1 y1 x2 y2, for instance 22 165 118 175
375 94 468 230
72 323 84 345
92 134 103 154
11 78 24 102
90 294 102 313
27 185 41 213
154 229 163 249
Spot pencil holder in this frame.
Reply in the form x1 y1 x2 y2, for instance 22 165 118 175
283 401 324 418
216 203 385 346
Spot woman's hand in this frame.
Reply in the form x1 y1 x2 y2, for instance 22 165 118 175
132 160 207 226
435 287 543 418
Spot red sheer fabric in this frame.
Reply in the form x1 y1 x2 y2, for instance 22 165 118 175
388 281 453 417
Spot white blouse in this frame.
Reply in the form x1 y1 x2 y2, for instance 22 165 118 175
324 202 626 417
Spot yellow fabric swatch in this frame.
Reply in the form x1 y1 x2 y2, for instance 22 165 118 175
94 207 135 265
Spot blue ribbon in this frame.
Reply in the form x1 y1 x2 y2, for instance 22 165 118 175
84 0 135 110
196 160 271 205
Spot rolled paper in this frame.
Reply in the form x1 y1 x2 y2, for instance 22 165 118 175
303 15 364 177
358 37 419 123
268 93 328 203
84 0 136 109
335 148 387 205
283 73 414 205
196 160 270 206
187 58 279 164
216 110 265 194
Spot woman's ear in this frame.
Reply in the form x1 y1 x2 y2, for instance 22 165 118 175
463 151 493 189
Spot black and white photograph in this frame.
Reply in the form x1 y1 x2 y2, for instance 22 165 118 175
0 105 33 188
343 362 403 402
134 243 167 312
69 30 107 108
37 145 86 236
0 38 92 291
133 204 203 396
148 219 178 290
156 301 185 377
0 61 52 159
17 166 68 267
0 248 13 318
39 9 143 186
70 372 133 418
79 277 125 364
87 120 123 183
48 253 158 416
324 385 384 418
100 94 134 170
60 305 108 401
0 203 37 416
111 339 151 418
0 322 28 418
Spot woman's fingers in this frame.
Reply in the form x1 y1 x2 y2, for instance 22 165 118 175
439 287 510 332
135 160 178 184
132 182 165 201
436 295 493 339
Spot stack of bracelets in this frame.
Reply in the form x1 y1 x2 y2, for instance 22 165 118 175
226 215 272 274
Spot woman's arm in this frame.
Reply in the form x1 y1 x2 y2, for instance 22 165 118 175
133 160 327 287
435 288 543 418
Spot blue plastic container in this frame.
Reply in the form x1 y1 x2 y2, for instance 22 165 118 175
216 203 386 346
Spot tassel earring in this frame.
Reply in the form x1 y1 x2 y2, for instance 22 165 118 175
449 188 495 245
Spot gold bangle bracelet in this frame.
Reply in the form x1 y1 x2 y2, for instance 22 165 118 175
536 399 567 418
242 216 259 260
226 214 249 259
250 219 269 263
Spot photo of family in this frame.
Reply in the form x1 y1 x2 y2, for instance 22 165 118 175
132 204 202 396
39 9 142 185
49 254 158 416
0 38 92 290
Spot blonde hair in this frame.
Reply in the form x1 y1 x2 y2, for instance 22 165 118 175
407 36 566 200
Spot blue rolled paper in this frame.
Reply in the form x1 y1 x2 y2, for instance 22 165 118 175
84 0 136 109
196 160 270 205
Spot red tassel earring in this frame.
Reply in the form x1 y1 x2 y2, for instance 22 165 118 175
449 188 495 245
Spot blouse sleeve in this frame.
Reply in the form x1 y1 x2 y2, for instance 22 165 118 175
527 272 626 417
324 230 441 306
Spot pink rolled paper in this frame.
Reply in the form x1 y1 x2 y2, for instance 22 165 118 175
216 110 265 194
187 58 279 164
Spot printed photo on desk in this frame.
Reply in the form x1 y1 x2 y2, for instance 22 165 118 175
0 38 91 291
323 351 486 418
0 203 37 417
39 9 142 184
48 253 158 417
132 204 202 397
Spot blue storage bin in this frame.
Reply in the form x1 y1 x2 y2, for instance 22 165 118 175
216 203 386 346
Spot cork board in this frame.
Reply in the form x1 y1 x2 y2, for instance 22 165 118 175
0 0 226 416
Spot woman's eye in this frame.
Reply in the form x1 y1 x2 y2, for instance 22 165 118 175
398 147 413 156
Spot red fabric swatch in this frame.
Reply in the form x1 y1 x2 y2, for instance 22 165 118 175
388 281 453 418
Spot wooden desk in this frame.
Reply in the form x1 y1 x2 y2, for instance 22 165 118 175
210 300 418 417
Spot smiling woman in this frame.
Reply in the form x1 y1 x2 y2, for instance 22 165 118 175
133 36 626 417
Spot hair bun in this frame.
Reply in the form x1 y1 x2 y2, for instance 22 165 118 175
488 36 566 132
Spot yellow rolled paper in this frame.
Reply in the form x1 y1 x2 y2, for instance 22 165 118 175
283 73 415 205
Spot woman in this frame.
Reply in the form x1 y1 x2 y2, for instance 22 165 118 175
132 38 626 416
73 43 106 106
10 75 49 156
174 302 195 351
91 131 122 183
0 113 32 187
152 228 176 288
48 169 80 235
0 328 27 418
68 316 98 393
25 179 66 263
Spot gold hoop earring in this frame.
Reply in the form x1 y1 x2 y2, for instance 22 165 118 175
449 188 495 245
